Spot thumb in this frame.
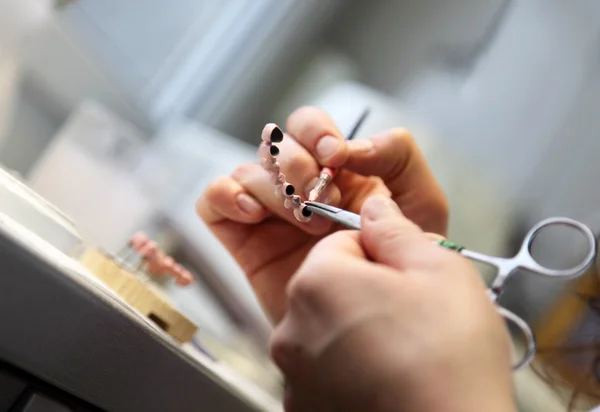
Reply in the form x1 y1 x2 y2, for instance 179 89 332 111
360 195 427 270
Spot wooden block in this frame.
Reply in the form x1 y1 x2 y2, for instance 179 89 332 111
79 248 198 343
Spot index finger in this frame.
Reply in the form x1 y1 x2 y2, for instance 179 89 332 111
345 128 449 235
285 106 349 167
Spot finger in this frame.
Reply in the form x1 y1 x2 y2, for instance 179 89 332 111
286 231 393 327
304 230 366 263
270 313 310 379
196 176 271 225
345 128 449 235
285 231 369 318
271 234 370 372
271 315 335 412
360 195 433 270
286 106 349 167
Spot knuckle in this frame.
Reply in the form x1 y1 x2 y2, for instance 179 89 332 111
269 327 303 374
287 252 333 303
288 106 324 127
194 196 206 218
286 235 344 302
421 191 450 235
286 149 315 177
287 271 321 303
210 175 232 190
231 162 256 180
269 328 287 362
287 106 337 140
269 330 290 370
390 127 414 143
384 129 415 178
195 177 226 218
434 192 450 222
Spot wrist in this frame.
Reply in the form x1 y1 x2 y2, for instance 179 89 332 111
316 326 517 412
372 386 516 412
377 378 517 412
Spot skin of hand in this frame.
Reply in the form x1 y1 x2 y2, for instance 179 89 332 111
270 195 516 412
196 107 448 322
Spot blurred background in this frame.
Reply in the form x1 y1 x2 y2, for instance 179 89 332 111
3 0 600 410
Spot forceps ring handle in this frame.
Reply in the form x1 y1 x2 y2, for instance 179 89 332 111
495 306 536 370
517 217 597 278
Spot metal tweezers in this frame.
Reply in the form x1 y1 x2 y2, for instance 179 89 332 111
304 202 361 230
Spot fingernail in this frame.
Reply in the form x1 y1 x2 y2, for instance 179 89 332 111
426 232 446 242
362 196 401 221
316 136 342 160
237 193 262 214
304 177 335 204
304 177 319 198
348 139 375 154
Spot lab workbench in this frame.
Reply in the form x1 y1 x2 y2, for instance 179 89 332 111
0 212 279 411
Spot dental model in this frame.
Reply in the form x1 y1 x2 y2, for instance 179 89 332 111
129 231 149 253
125 232 194 286
171 264 194 286
260 124 314 223
259 109 370 223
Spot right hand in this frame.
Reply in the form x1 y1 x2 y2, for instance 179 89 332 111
196 107 448 322
270 196 515 412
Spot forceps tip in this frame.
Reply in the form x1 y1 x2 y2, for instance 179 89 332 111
304 201 342 214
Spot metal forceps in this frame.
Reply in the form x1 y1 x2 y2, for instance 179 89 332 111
304 201 597 370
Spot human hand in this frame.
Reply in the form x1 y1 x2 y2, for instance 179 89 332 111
270 195 515 412
196 107 448 322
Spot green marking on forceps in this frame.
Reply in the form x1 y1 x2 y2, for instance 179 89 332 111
438 239 465 252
